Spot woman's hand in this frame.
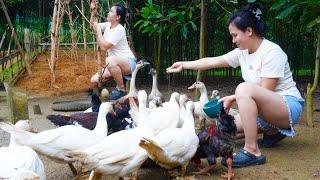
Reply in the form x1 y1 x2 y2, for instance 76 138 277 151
219 95 236 113
166 62 183 73
90 0 97 12
92 22 100 32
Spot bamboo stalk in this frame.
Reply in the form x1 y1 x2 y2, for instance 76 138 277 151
0 0 32 75
81 0 88 71
90 0 102 86
49 0 59 88
0 30 6 50
7 31 13 56
66 0 78 60
75 4 90 23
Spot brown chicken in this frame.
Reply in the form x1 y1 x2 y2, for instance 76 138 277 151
192 107 237 180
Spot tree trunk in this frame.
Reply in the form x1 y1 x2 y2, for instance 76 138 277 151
195 0 209 99
0 0 32 75
306 31 320 127
81 0 88 71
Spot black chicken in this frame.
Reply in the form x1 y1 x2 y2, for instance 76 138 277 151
91 93 102 112
192 106 237 180
47 94 135 134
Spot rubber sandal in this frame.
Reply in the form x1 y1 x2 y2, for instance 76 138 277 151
221 148 266 168
258 132 286 148
108 88 126 100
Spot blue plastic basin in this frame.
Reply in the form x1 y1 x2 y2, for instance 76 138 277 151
203 99 222 118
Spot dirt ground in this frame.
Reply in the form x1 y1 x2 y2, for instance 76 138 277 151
0 52 320 180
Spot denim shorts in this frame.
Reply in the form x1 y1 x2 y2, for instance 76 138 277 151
123 57 137 81
257 95 305 137
91 57 136 83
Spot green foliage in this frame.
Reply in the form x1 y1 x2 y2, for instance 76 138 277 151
271 0 320 32
134 0 199 39
4 0 27 5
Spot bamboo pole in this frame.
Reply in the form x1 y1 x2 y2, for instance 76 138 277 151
55 0 64 60
91 0 102 86
49 0 59 88
7 31 13 56
66 0 78 60
0 0 32 75
0 30 6 50
81 0 88 71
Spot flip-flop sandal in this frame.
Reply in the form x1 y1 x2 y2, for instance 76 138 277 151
221 148 266 168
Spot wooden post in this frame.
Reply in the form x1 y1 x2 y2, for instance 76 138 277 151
49 0 59 88
81 0 88 71
0 0 32 75
90 0 102 86
24 28 31 52
66 0 78 60
24 28 30 71
0 30 6 50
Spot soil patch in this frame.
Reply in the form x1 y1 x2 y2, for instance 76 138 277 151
15 51 102 96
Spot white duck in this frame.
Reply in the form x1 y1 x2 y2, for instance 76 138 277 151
177 94 189 128
210 90 239 116
188 81 220 129
0 120 45 180
66 90 154 179
0 102 113 163
144 92 180 135
148 68 164 108
118 60 150 101
139 101 199 177
188 81 209 119
210 89 220 99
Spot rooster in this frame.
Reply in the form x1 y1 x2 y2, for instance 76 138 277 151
192 106 237 180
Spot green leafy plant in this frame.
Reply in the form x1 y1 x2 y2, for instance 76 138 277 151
271 0 320 127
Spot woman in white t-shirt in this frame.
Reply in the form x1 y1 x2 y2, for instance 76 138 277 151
90 3 136 100
167 2 304 172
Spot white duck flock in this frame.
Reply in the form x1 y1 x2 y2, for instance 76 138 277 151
0 120 45 180
0 102 113 176
66 90 155 179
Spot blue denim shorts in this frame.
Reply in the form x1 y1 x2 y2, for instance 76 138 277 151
124 57 137 81
257 95 305 137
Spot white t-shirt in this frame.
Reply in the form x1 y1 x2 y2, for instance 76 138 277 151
99 22 135 59
222 39 302 99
